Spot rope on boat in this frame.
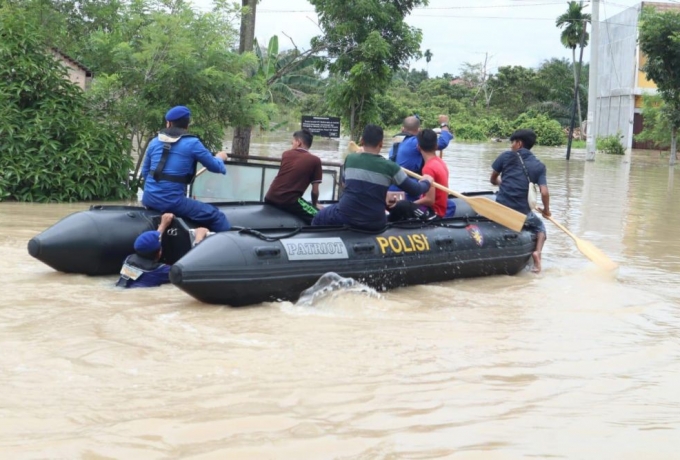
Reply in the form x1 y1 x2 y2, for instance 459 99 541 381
238 227 302 242
235 216 480 242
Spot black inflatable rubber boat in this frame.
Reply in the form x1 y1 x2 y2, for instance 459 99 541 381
28 194 535 305
27 202 308 276
168 205 535 306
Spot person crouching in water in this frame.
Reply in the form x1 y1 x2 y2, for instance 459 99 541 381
490 129 551 273
117 213 209 288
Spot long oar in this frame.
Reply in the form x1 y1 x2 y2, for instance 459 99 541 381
542 214 618 271
348 141 526 232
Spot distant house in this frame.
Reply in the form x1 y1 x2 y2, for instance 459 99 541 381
596 1 680 150
50 48 93 91
449 78 474 88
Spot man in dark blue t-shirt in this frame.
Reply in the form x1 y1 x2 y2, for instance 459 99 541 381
490 129 551 273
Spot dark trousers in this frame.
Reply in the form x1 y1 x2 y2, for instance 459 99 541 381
265 198 318 225
387 200 436 223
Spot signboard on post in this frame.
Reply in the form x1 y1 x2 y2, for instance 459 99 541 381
301 116 341 138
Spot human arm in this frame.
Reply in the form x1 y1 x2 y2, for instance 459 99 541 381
311 182 320 208
393 169 432 196
388 143 398 162
157 213 175 236
193 142 227 174
538 185 551 217
437 129 454 150
141 144 152 179
414 186 435 208
536 168 550 216
490 153 505 186
490 170 501 186
311 158 322 207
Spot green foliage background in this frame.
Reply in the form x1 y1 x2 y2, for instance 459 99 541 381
0 7 132 202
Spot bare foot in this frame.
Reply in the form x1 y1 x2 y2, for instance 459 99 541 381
531 251 542 273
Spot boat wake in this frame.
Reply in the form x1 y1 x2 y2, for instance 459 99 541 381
296 272 382 307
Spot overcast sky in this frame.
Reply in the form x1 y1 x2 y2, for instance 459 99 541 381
193 0 649 77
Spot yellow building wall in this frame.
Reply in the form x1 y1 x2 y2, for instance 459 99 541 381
638 53 658 90
635 95 643 109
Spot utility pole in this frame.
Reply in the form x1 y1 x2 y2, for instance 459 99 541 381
585 0 600 161
566 0 587 161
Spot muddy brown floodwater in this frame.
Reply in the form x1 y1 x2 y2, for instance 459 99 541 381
1 135 679 459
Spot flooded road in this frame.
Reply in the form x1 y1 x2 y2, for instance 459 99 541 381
1 135 679 459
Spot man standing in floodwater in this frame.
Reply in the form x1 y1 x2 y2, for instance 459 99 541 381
141 106 230 232
490 129 551 273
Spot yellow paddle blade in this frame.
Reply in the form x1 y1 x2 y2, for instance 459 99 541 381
348 141 361 153
545 216 618 271
574 238 619 271
402 167 527 233
463 196 526 233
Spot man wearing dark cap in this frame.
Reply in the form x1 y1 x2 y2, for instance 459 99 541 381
117 213 211 288
141 106 230 232
116 213 174 288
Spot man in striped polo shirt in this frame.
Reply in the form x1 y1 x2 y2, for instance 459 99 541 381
312 124 433 231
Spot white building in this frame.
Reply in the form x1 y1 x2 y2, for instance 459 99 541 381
596 1 679 150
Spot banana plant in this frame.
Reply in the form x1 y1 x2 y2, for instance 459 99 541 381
254 35 325 103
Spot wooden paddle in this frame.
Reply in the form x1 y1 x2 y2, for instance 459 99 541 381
195 167 208 178
347 141 526 232
542 214 618 271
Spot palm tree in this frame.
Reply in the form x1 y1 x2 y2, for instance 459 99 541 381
424 49 433 72
556 1 590 137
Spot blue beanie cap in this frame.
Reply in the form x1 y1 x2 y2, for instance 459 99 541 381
165 105 191 122
134 230 162 253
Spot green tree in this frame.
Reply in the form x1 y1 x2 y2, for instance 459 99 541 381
532 58 578 125
0 5 132 202
639 6 680 165
80 0 267 183
393 68 430 91
635 95 671 150
514 113 565 147
255 35 325 104
556 1 590 133
488 66 538 119
309 0 428 140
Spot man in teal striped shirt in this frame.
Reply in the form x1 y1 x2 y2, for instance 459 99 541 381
312 124 433 231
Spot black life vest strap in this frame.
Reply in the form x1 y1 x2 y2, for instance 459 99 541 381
151 133 198 184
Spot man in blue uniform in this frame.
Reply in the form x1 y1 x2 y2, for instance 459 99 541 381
141 106 230 231
117 213 211 288
116 213 174 288
390 115 454 201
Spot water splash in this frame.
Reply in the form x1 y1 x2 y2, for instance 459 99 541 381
296 272 382 307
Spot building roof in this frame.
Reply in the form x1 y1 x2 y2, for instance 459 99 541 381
641 1 680 13
51 48 93 77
